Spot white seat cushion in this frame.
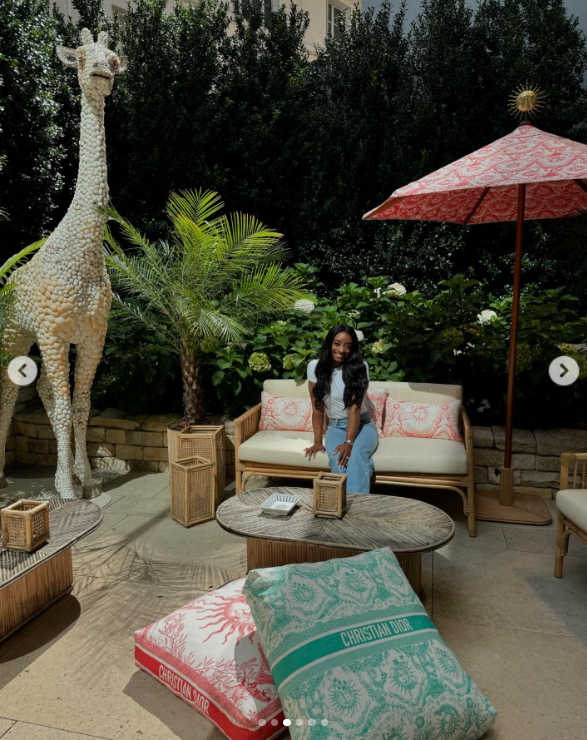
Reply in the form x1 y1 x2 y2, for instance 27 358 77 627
556 489 587 531
238 431 468 475
373 436 468 475
239 431 328 470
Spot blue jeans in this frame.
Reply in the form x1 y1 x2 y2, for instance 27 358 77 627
325 412 379 494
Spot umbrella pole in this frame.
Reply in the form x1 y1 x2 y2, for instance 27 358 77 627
500 184 526 506
475 184 551 527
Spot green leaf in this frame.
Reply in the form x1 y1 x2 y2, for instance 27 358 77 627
212 370 225 386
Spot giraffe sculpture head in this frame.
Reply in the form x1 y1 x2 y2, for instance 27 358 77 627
56 28 127 97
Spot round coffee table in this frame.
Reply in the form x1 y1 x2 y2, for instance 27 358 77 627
216 487 454 594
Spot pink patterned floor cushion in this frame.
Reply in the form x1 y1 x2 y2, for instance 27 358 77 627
365 389 387 432
134 578 284 740
382 397 462 441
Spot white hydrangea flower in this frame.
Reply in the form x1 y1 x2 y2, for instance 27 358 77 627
476 399 490 412
348 309 360 319
383 283 406 297
477 309 497 325
371 339 385 355
356 330 364 342
294 299 315 314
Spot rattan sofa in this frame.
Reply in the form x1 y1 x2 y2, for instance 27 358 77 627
234 379 476 536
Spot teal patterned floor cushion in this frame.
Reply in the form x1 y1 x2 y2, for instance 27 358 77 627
243 547 496 740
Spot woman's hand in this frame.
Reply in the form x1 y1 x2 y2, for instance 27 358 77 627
304 442 325 460
334 442 353 468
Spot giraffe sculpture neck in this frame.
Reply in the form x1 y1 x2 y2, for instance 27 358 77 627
68 86 109 222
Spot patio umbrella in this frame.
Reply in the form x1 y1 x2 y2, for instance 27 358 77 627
363 119 587 526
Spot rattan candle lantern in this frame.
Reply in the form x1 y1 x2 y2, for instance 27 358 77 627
1 500 50 552
170 456 216 527
177 426 226 506
313 473 347 519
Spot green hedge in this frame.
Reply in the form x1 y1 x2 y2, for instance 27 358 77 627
93 268 587 429
2 0 587 298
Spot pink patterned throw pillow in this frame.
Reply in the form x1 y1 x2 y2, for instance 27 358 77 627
382 397 462 441
365 389 387 432
258 392 313 432
134 578 284 740
259 391 388 432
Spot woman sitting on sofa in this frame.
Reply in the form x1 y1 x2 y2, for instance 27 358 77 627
304 325 378 493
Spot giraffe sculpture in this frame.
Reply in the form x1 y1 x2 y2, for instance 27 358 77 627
0 29 127 498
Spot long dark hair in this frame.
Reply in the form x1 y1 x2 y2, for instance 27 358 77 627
312 325 368 412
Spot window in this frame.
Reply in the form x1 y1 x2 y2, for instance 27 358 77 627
112 5 128 30
232 0 273 19
232 0 274 26
263 0 273 26
327 3 344 40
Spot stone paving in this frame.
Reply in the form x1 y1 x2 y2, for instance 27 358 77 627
1 465 587 740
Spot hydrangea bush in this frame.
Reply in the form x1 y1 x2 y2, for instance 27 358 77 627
200 271 587 427
94 266 587 428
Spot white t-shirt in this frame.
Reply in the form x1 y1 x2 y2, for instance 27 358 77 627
307 359 369 419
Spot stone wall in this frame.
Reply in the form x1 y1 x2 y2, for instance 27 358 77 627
7 403 236 476
472 425 587 499
4 386 40 469
6 391 582 494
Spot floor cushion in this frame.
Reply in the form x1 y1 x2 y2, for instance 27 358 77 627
134 578 285 740
238 431 468 475
243 548 497 740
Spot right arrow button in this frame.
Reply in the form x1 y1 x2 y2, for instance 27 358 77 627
549 356 579 386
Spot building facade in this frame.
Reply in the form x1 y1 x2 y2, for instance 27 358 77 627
53 0 353 56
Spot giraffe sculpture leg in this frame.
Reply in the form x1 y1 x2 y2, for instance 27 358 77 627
0 333 35 488
36 337 75 498
72 336 106 497
36 361 76 480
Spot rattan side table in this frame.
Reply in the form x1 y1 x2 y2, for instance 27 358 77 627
170 455 216 527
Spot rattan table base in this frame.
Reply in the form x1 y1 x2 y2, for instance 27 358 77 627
1 499 102 642
0 548 74 643
217 487 455 596
246 538 422 593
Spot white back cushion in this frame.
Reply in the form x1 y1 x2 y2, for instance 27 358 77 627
264 378 309 398
370 381 462 403
263 378 462 403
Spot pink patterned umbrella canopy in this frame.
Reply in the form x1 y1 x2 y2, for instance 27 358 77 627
363 123 587 224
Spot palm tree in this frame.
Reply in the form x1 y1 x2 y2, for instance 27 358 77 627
105 189 311 423
0 240 44 368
